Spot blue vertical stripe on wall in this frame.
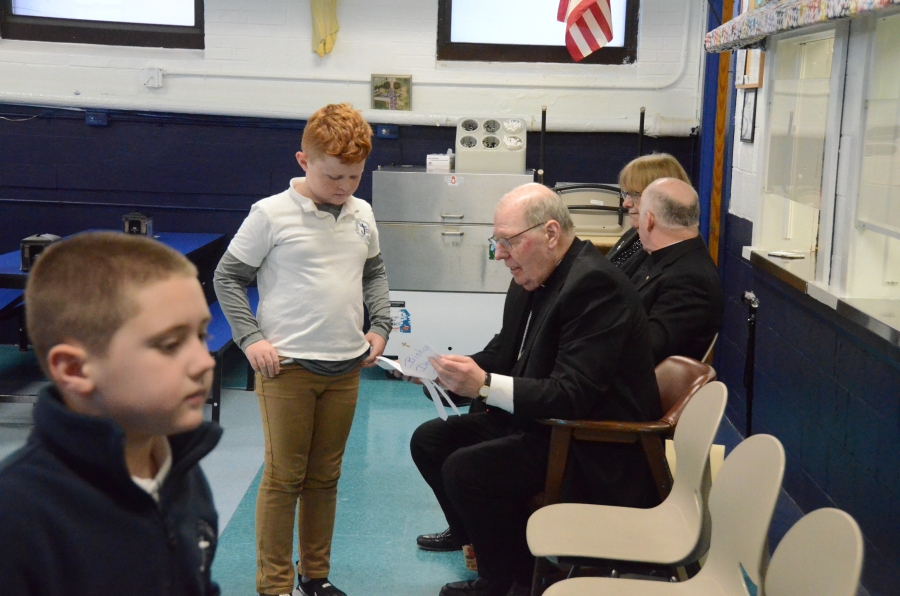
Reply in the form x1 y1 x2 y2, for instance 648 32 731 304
696 0 726 243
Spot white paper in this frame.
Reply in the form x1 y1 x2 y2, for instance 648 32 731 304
378 343 443 380
376 346 461 420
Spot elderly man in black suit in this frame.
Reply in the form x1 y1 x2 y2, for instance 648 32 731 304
629 177 724 363
409 183 662 596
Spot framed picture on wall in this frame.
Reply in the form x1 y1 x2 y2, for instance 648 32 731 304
371 75 411 111
741 88 757 143
736 49 765 88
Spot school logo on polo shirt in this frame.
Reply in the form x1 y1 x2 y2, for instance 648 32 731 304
356 220 371 242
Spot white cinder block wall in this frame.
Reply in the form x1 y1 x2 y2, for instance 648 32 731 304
0 0 708 134
730 86 766 221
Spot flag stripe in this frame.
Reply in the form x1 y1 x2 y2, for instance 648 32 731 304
582 6 611 46
559 0 612 62
567 23 592 59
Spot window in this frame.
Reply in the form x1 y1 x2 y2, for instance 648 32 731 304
0 0 204 49
437 0 639 64
845 12 900 299
754 27 843 282
857 13 900 241
745 11 900 326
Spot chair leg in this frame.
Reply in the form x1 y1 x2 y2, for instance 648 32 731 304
17 308 28 352
639 434 673 501
543 427 574 506
209 352 222 424
531 557 554 596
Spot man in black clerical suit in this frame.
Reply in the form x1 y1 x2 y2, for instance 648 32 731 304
409 183 661 596
627 177 724 363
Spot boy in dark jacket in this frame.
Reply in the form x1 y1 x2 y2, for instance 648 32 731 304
0 232 222 596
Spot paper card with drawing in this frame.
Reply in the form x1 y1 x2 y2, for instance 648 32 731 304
376 344 461 420
376 343 441 380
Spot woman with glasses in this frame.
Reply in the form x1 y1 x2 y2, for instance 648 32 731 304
606 153 691 275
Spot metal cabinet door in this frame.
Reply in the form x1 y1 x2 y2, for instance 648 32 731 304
373 167 533 224
378 223 512 293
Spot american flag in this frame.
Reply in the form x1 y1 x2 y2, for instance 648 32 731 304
557 0 614 62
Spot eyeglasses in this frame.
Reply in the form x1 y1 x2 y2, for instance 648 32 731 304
619 190 641 202
489 222 546 253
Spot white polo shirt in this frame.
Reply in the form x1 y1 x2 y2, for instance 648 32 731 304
227 178 380 361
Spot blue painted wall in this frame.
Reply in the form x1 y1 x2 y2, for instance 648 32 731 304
715 213 900 596
0 103 697 253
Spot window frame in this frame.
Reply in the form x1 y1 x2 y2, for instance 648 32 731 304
0 0 204 49
853 11 900 244
436 0 639 64
750 22 848 288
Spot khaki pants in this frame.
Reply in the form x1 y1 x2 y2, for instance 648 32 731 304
254 363 360 594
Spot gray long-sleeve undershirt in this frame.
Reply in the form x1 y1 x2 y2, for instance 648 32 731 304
213 250 392 376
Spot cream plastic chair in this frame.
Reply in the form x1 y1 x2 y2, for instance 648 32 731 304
765 508 863 596
539 434 786 596
527 382 728 579
666 440 725 482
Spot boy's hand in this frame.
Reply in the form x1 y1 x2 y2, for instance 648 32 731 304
245 340 281 378
361 332 387 367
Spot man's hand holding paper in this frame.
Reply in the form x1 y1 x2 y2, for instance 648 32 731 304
375 343 462 420
428 354 485 399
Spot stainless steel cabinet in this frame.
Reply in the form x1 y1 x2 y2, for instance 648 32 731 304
373 166 534 293
378 222 512 293
374 166 530 357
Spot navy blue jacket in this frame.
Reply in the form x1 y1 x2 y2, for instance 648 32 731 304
0 386 222 596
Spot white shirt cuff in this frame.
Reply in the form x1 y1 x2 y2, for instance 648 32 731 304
484 374 514 413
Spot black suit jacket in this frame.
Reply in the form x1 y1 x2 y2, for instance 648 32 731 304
471 238 662 507
631 235 724 363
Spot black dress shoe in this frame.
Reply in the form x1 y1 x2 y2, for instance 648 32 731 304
417 527 462 551
439 578 511 596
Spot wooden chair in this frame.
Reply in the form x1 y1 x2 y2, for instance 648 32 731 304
453 356 716 579
537 355 717 507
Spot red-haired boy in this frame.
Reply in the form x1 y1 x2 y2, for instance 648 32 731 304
214 104 390 596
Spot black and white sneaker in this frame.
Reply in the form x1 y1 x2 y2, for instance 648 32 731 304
295 577 346 596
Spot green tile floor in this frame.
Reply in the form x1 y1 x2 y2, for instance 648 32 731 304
210 366 477 596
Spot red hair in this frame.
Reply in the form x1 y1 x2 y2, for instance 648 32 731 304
302 104 373 164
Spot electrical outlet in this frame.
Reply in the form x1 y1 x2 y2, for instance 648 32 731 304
142 68 162 88
85 111 108 127
376 125 398 139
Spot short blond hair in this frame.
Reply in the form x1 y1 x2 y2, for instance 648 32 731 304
618 153 690 194
25 232 197 374
301 103 373 164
